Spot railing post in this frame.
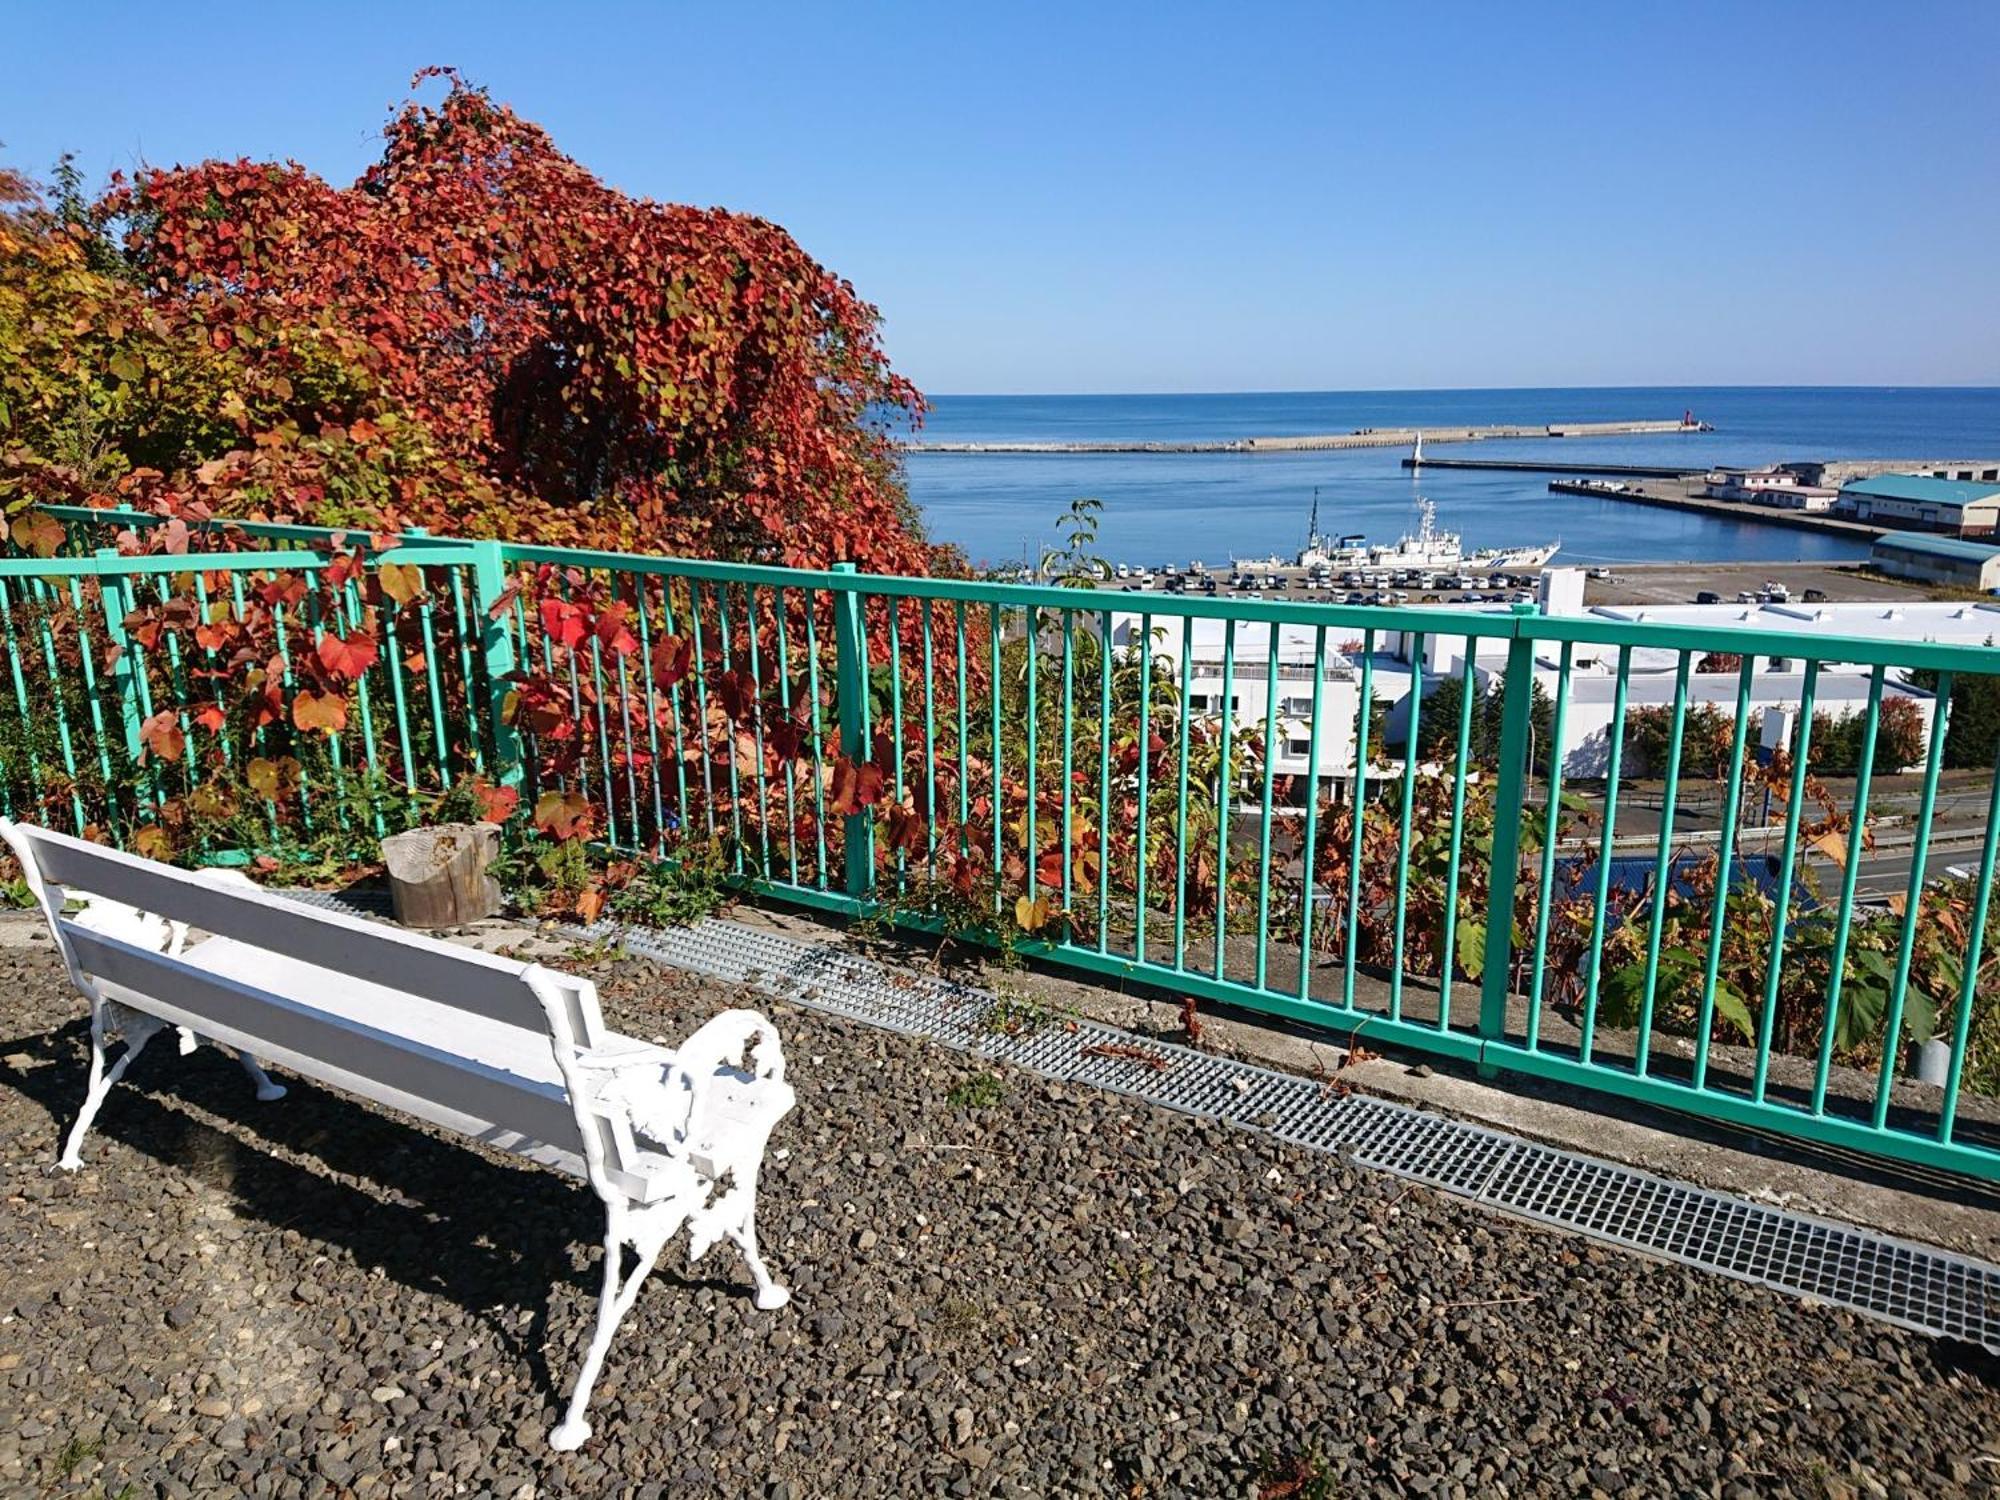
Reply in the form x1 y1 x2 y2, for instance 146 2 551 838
93 549 146 767
465 539 523 787
1477 603 1540 1076
830 563 874 902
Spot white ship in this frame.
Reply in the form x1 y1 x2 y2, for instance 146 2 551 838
1467 539 1562 570
1367 498 1466 571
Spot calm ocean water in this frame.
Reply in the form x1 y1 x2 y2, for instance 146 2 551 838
896 387 2000 568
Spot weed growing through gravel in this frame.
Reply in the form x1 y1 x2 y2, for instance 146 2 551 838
980 987 1069 1038
51 1433 103 1481
946 1073 1005 1109
1256 1448 1336 1500
933 1297 985 1340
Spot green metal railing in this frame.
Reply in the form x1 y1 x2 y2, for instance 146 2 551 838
7 504 1999 1182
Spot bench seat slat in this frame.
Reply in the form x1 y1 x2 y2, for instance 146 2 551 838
26 830 554 1036
64 923 587 1157
183 936 567 1088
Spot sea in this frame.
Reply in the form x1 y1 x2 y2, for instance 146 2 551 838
894 387 2000 569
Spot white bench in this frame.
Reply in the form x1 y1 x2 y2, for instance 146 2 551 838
1 818 796 1452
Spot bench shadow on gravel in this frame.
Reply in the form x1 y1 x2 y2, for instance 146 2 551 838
0 1019 753 1405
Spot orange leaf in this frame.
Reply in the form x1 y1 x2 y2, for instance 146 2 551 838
378 562 423 606
534 789 592 840
139 710 184 763
292 691 348 735
575 887 606 924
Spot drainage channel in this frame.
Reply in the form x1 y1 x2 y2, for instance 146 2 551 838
288 893 2000 1352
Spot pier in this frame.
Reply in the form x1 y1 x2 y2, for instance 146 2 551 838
902 417 1705 455
1547 478 1885 540
1402 456 1701 478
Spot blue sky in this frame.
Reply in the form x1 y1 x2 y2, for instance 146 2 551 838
7 1 1997 394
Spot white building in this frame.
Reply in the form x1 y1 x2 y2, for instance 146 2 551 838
1107 591 1991 797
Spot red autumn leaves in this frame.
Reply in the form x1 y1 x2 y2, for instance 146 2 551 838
79 72 941 576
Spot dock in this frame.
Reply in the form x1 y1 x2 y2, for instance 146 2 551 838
902 417 1705 455
1547 478 1885 541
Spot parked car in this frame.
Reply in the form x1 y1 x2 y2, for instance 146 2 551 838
1696 590 1722 604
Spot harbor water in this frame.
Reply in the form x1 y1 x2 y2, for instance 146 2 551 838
898 386 2000 568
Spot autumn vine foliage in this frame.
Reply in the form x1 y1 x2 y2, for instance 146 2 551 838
3 70 936 572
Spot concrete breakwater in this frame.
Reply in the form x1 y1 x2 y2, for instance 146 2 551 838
1547 478 1885 540
902 417 1704 455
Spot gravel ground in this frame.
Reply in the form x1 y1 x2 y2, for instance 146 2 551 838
4 926 2000 1498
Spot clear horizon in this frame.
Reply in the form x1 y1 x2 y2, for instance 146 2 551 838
9 2 1998 393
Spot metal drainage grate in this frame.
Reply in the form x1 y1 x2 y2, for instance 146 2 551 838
280 893 2000 1351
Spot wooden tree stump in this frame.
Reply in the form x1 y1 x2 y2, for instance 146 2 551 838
381 822 503 929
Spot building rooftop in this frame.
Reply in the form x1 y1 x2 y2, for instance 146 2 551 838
1841 475 2000 507
1870 531 2000 564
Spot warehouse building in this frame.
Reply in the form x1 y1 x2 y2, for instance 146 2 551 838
1869 531 2000 591
1838 475 2000 536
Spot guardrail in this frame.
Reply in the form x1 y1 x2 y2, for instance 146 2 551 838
6 505 1998 1181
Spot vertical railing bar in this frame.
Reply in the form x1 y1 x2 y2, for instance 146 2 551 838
1633 652 1691 1077
1173 616 1194 972
1578 645 1632 1065
715 581 744 871
1752 658 1819 1104
1524 640 1573 1049
272 598 312 831
635 574 668 848
384 595 418 793
1811 665 1883 1115
447 568 483 777
1253 628 1280 989
1059 609 1075 918
776 588 801 886
803 587 829 886
1344 633 1375 1010
1023 604 1039 916
1939 732 2000 1143
1214 618 1237 983
611 578 644 850
746 584 775 879
658 577 695 848
1694 655 1761 1093
687 581 720 844
1872 674 1953 1132
919 598 936 879
1436 643 1477 1031
989 605 1003 915
0 578 47 816
417 587 452 793
1134 612 1153 968
154 575 202 789
25 580 85 832
1388 631 1424 1021
1297 625 1329 1004
337 574 384 837
954 601 970 868
1097 606 1113 954
70 576 115 792
584 575 621 853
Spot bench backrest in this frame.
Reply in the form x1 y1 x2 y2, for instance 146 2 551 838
2 820 647 1194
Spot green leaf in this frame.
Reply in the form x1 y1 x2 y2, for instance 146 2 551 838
1455 917 1486 979
107 350 143 383
1709 980 1756 1042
